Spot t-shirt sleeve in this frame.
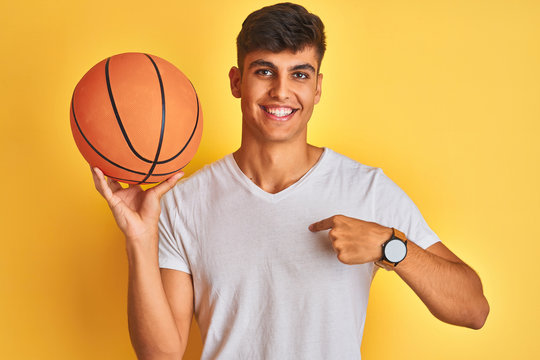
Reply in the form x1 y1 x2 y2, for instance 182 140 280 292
158 193 192 274
373 168 440 249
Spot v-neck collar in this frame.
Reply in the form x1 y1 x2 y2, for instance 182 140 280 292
224 147 329 203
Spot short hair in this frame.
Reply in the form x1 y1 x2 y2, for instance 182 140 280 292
236 2 326 74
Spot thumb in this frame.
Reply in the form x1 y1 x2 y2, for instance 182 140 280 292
150 171 184 199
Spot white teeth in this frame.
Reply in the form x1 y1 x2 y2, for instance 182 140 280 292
264 107 294 117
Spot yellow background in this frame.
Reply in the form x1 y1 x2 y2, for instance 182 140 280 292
1 0 538 358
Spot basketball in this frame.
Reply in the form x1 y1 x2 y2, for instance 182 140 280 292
70 52 203 184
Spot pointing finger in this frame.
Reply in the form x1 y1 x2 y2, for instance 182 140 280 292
309 217 335 232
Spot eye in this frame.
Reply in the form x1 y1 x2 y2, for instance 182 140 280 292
293 72 309 80
255 69 273 77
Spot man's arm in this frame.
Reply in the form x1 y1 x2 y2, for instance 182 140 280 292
392 240 489 329
160 268 194 357
126 238 193 359
309 215 489 329
91 168 193 359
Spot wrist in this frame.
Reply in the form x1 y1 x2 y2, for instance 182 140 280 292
374 226 393 261
125 233 159 265
373 226 393 270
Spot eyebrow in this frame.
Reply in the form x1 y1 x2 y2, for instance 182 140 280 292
248 59 317 74
249 59 276 70
291 64 316 74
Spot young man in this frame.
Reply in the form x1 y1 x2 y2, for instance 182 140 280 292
92 3 489 359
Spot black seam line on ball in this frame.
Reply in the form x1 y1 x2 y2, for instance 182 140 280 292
152 76 201 164
106 175 159 184
71 94 146 176
139 54 167 184
105 55 200 166
71 94 181 177
105 57 153 163
106 164 184 184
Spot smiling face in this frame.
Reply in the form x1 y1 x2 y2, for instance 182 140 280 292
229 47 323 145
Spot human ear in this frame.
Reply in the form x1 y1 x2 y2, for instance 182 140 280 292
314 73 323 105
229 66 242 98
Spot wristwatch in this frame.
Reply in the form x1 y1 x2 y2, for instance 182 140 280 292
378 228 408 268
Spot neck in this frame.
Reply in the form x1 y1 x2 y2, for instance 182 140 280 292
233 140 323 194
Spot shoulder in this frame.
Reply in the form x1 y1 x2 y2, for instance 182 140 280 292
320 148 408 199
322 147 382 180
161 154 231 209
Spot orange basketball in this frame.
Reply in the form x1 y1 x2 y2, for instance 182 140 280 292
70 52 203 184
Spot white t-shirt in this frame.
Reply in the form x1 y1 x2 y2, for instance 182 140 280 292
159 148 440 359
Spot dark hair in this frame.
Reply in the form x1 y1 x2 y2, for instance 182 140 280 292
236 2 326 73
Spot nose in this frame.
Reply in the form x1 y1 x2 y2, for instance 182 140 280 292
268 75 290 100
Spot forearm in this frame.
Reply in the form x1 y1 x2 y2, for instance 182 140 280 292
394 241 489 329
126 237 183 359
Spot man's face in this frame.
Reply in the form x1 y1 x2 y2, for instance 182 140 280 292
229 47 323 144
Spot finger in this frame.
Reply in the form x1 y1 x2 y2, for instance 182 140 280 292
107 176 123 193
91 167 114 201
150 171 184 199
309 217 335 232
127 182 143 191
90 165 100 186
90 166 105 194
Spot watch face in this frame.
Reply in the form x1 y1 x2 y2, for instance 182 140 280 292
385 239 407 263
